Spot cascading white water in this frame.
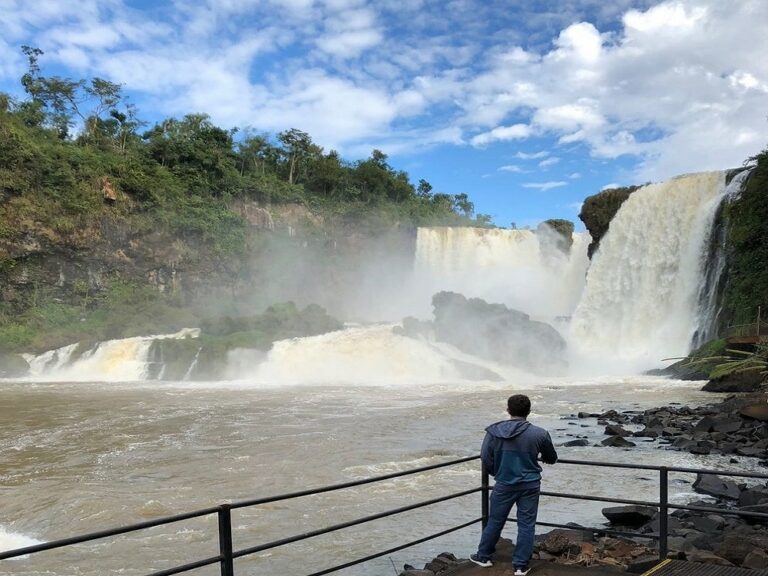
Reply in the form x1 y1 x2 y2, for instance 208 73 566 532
570 171 729 370
414 227 589 319
243 324 507 386
23 329 199 382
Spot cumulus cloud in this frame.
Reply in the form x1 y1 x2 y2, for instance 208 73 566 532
522 181 568 191
0 0 766 176
470 123 531 147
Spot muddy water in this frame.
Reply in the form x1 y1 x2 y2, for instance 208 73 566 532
0 377 759 576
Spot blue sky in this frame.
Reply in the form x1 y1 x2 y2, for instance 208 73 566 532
1 0 767 228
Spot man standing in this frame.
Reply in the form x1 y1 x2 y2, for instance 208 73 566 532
470 394 558 575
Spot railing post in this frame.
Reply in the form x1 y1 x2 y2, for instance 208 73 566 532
218 504 235 576
659 467 668 560
481 461 490 530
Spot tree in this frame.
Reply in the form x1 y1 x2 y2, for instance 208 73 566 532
453 193 474 217
417 179 433 198
278 128 314 185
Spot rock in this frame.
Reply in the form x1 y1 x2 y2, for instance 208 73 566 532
602 505 657 527
239 203 275 230
431 291 567 375
741 403 768 421
579 185 639 258
743 548 768 570
601 436 636 447
736 447 766 457
692 474 740 500
563 439 590 447
694 416 717 432
739 503 768 524
703 371 765 393
738 487 768 507
604 424 632 437
684 550 733 566
718 532 768 565
399 570 433 576
538 531 582 556
690 445 711 455
690 515 724 533
713 419 743 433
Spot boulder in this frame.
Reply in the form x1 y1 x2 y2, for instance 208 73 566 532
717 532 768 565
738 487 768 507
563 439 590 447
741 403 768 422
605 424 632 437
743 548 768 570
692 474 740 500
601 506 657 527
601 436 636 448
703 371 765 393
739 503 768 524
431 291 567 375
579 185 639 258
684 550 733 566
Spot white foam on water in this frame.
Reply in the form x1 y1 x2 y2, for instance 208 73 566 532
0 526 42 558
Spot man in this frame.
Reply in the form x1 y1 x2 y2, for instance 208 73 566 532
470 394 558 575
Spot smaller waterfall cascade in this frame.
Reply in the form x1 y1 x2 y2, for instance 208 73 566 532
570 171 729 369
24 329 199 382
691 169 753 347
414 227 589 319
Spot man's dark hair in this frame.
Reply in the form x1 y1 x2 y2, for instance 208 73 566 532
507 394 531 418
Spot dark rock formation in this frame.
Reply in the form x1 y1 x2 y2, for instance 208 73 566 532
602 505 657 527
537 219 574 253
430 291 567 375
579 185 640 259
702 371 765 393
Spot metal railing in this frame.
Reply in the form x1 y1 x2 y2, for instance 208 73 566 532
2 456 768 574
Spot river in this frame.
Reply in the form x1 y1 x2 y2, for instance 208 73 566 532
2 375 761 576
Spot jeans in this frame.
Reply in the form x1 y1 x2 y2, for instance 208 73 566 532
476 483 540 567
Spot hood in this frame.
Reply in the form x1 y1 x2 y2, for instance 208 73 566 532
485 419 530 439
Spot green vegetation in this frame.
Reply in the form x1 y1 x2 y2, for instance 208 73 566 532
578 185 641 258
0 47 485 354
722 149 768 325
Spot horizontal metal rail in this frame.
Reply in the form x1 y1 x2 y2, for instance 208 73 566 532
4 454 768 574
305 517 483 576
232 487 481 559
0 505 222 561
230 454 480 509
145 555 222 576
540 490 660 508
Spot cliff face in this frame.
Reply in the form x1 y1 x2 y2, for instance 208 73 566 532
578 186 640 258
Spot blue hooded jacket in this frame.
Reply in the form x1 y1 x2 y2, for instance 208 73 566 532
481 418 558 487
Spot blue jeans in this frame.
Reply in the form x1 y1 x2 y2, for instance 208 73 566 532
476 483 540 567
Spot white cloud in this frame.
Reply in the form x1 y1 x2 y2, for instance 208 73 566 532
522 181 568 191
515 151 549 160
569 172 582 179
499 164 523 173
601 182 621 190
470 123 531 147
538 157 560 168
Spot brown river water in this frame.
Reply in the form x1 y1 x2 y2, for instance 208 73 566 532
0 377 761 576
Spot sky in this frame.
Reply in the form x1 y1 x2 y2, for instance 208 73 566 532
1 0 767 228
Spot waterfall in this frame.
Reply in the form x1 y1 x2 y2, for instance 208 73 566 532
691 169 752 347
24 329 199 382
414 227 589 319
182 348 202 381
570 171 729 369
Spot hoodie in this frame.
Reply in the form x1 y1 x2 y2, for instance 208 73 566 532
481 418 558 487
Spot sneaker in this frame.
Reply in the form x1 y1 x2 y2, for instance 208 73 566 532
513 567 530 575
469 554 492 567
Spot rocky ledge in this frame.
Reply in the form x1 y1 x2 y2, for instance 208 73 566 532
575 392 768 463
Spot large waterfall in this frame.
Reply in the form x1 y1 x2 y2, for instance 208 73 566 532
570 171 730 370
414 227 590 319
7 169 744 382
